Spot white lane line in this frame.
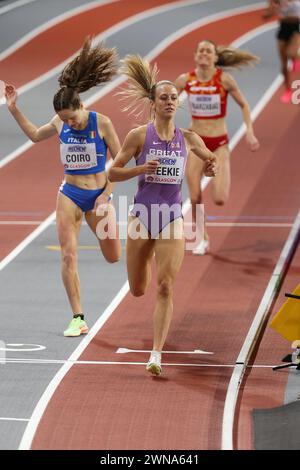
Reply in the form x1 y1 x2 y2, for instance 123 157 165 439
0 0 38 16
0 6 272 268
0 417 30 422
0 0 119 61
0 1 265 168
222 210 300 450
0 212 56 272
116 347 213 355
1 358 281 369
85 2 268 109
0 221 293 228
18 11 279 450
0 0 209 168
0 160 116 267
0 343 46 352
206 223 292 227
0 0 209 107
0 221 42 225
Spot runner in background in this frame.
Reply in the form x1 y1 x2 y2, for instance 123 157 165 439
263 0 300 102
174 40 260 254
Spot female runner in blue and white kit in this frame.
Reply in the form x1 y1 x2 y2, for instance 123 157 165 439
109 55 217 376
5 38 122 337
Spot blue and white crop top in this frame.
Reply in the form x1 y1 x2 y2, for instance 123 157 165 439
59 111 107 175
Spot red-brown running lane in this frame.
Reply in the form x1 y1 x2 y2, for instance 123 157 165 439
0 8 265 261
0 0 176 87
236 242 300 450
30 12 300 449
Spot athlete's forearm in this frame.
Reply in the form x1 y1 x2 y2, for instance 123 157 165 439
241 103 254 134
108 165 144 182
8 104 40 142
103 178 115 197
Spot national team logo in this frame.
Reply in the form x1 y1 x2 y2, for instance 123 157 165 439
170 142 180 149
89 131 96 139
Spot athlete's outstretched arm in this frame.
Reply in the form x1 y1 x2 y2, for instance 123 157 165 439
222 73 260 152
262 0 278 18
184 130 218 177
5 84 57 142
108 127 158 182
174 73 189 95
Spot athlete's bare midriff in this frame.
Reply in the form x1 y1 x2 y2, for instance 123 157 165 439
65 171 107 190
190 115 227 137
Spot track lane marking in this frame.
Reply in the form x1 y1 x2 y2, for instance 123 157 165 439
0 0 119 61
9 9 277 449
0 0 38 16
0 417 30 422
0 221 293 228
0 0 208 104
116 347 213 355
222 210 300 450
1 358 282 369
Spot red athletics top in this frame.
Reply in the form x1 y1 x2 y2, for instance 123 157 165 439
184 68 228 120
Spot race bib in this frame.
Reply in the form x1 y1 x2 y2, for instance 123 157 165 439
189 93 221 117
145 154 185 185
60 142 97 170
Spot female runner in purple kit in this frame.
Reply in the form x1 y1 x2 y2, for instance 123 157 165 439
109 55 218 376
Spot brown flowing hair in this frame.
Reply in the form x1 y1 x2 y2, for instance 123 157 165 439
118 54 175 117
198 40 259 68
53 36 118 112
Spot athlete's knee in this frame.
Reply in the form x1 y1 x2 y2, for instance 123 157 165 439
214 193 228 206
157 279 173 299
190 194 202 206
102 251 121 264
130 283 146 297
214 198 226 206
61 249 77 270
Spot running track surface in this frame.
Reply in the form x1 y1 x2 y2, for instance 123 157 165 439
1 0 299 450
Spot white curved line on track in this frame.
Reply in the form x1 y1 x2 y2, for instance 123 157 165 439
0 1 267 170
0 0 209 103
17 12 276 450
221 211 300 450
0 0 119 61
0 0 210 168
0 0 39 16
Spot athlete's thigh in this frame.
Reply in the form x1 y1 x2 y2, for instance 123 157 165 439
56 192 83 248
287 33 300 58
85 202 120 260
126 216 155 289
186 150 204 197
211 145 231 200
277 39 288 64
154 218 185 282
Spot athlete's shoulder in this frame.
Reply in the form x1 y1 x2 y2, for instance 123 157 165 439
174 72 191 92
125 124 147 142
51 114 62 133
95 112 111 125
181 128 197 140
220 70 236 88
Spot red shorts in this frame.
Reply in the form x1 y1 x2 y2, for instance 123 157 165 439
197 134 229 152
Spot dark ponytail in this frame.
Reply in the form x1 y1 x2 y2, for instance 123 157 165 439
53 36 118 112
